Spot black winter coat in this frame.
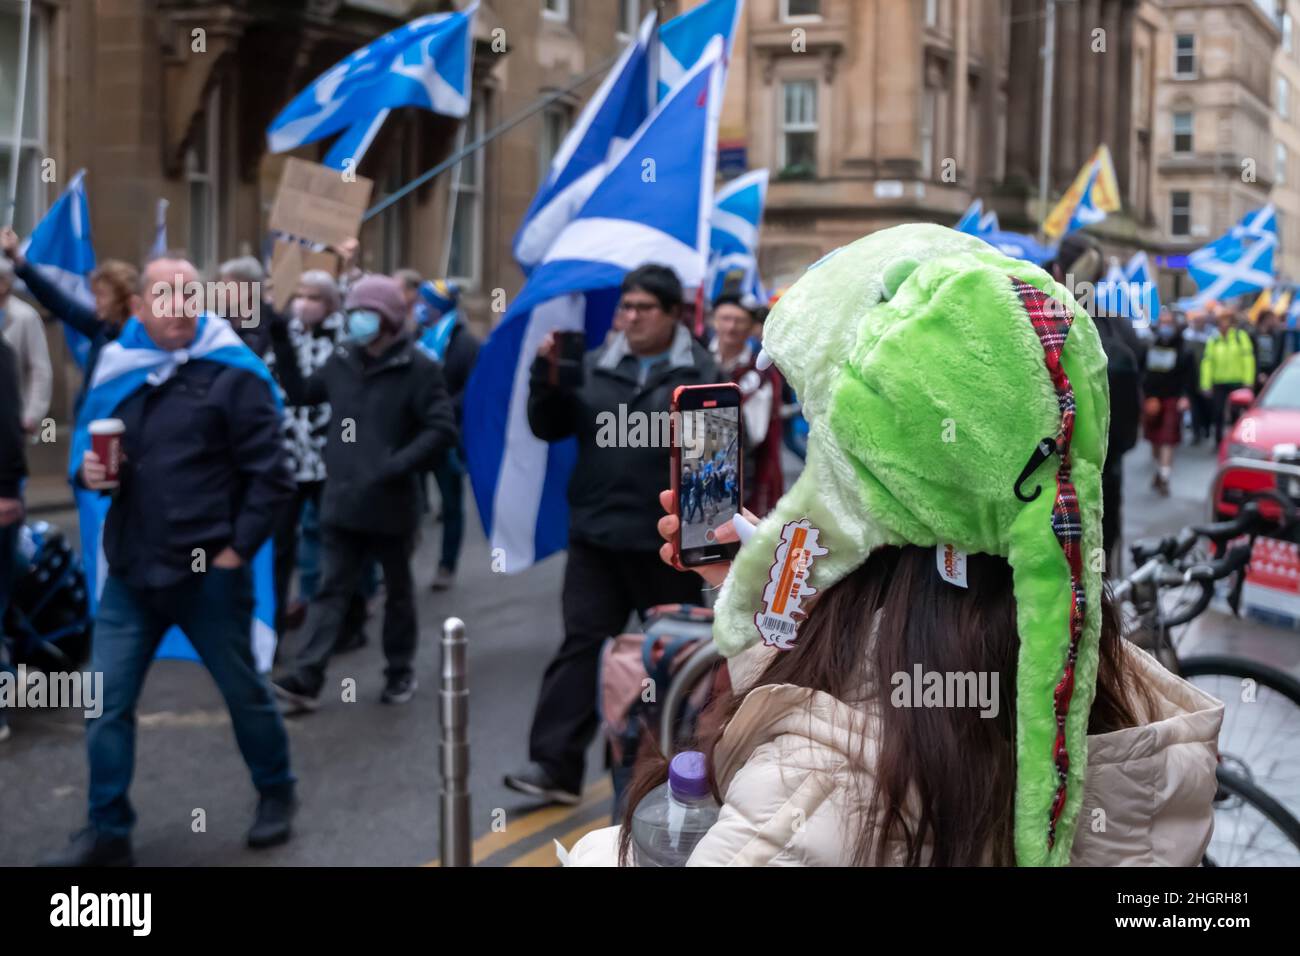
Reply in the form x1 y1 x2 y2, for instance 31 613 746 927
0 338 27 498
271 331 457 536
527 324 721 552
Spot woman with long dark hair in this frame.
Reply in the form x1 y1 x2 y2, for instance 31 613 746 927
567 225 1223 867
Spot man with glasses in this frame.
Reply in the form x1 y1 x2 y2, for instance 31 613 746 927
268 275 457 712
504 264 721 806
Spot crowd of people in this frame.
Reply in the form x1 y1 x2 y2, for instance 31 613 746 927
0 216 1262 867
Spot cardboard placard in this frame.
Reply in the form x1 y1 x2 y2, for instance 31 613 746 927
267 157 373 251
269 240 341 314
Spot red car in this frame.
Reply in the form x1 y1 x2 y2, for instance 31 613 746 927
1215 354 1300 518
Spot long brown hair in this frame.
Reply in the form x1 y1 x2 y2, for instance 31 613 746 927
618 545 1155 866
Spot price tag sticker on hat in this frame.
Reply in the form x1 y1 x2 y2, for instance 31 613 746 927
754 519 829 650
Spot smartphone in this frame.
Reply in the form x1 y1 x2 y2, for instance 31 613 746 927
549 331 587 388
670 383 744 569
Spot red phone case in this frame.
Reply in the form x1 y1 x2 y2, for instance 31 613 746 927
669 383 742 570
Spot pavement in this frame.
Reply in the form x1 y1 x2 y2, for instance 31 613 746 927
2 438 1297 866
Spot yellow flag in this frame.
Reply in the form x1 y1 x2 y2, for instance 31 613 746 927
1043 146 1122 240
1248 287 1282 324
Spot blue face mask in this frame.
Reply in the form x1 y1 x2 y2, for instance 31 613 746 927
347 309 382 344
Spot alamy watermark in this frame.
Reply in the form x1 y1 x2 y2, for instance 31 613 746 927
595 405 710 457
0 665 103 719
151 275 262 329
890 665 1000 718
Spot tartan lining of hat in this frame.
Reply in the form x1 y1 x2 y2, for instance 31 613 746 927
1009 276 1085 852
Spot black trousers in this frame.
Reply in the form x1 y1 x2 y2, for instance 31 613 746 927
1102 457 1123 577
1190 390 1213 441
272 480 322 634
286 524 417 695
1210 383 1244 444
528 539 703 793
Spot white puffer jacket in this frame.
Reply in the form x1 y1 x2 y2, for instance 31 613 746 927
566 641 1223 867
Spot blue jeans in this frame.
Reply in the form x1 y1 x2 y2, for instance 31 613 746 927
433 449 465 573
87 570 295 837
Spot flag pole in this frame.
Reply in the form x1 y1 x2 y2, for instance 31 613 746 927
4 0 33 228
361 51 619 224
439 122 469 278
1036 0 1056 239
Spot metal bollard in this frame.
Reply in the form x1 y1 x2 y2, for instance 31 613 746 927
439 616 471 866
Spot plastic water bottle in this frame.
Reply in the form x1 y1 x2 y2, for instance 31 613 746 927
630 751 720 866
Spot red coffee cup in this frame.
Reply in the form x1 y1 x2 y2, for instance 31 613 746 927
89 418 126 486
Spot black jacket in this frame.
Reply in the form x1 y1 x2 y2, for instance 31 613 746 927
441 320 480 424
271 330 457 536
528 324 721 552
0 337 27 498
98 361 294 590
1143 331 1197 400
1094 313 1144 466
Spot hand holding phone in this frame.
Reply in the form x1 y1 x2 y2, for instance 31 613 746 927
669 383 744 569
540 331 586 388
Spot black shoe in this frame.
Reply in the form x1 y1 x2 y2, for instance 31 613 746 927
503 763 581 806
333 629 368 654
40 827 135 867
271 674 320 713
380 674 418 704
247 790 297 849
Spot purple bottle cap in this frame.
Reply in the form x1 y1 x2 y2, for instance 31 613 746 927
668 750 710 800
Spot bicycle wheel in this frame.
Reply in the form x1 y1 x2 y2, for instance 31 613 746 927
1205 766 1300 866
1180 654 1300 820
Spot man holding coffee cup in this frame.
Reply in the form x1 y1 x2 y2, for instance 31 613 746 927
43 256 297 867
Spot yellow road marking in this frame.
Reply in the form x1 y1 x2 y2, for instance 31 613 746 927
507 815 614 867
423 775 613 866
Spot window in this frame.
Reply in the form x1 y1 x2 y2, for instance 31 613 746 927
1171 191 1191 237
1172 111 1193 154
1278 141 1289 187
921 89 936 179
926 0 940 29
781 0 821 20
618 0 640 38
779 79 817 176
449 98 485 289
1280 76 1291 120
543 0 569 23
0 1 46 238
185 89 221 272
1286 12 1294 54
1174 34 1196 78
539 103 570 182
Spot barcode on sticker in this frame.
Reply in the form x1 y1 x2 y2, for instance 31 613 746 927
761 615 795 634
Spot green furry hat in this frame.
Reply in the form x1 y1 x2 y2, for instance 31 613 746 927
714 223 1110 866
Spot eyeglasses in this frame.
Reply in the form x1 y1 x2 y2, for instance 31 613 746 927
617 301 662 316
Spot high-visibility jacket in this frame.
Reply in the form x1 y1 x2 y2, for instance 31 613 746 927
1200 328 1255 392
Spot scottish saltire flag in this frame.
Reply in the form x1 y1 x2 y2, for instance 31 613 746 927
70 315 282 671
268 2 477 167
1124 251 1160 325
1180 204 1277 310
466 40 724 572
1043 145 1122 240
707 168 768 302
659 0 741 100
19 170 96 369
955 199 999 236
1095 260 1142 322
149 198 169 257
513 12 657 273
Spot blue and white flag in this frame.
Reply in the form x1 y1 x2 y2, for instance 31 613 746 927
707 168 768 303
955 199 999 237
513 12 657 274
70 315 282 671
659 0 741 100
268 2 477 167
19 170 97 369
465 40 725 573
149 198 169 258
1124 251 1160 326
1181 204 1277 310
1095 259 1142 323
